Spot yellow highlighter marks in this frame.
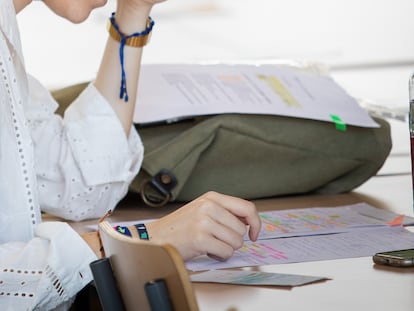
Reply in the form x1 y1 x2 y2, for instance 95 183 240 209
258 74 301 108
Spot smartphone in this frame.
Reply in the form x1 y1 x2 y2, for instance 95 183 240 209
372 248 414 267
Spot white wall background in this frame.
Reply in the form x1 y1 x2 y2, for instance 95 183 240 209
17 0 414 90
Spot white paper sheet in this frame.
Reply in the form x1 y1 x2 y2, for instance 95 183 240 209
134 64 378 128
254 202 414 240
186 226 414 271
190 269 329 287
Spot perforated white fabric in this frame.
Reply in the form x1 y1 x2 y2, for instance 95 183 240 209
0 0 144 309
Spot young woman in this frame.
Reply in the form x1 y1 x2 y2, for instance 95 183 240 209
1 0 261 309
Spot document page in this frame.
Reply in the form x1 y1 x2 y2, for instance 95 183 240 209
191 269 329 287
134 64 378 127
187 226 414 271
185 203 414 271
253 202 414 240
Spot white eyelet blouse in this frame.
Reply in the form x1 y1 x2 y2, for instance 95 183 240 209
0 1 144 310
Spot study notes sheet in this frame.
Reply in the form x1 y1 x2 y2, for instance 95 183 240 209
134 63 378 127
185 203 414 271
253 202 414 240
187 226 414 272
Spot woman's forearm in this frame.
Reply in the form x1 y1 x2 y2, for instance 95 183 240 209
94 3 154 136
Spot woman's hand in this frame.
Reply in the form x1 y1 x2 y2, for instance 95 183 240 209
145 191 262 261
116 0 166 20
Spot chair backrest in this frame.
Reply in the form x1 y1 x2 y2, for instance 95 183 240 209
98 221 199 311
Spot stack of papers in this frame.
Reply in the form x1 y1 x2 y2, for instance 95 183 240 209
186 203 414 271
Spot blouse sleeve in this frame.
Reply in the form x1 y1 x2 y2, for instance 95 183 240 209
26 76 144 221
0 222 97 310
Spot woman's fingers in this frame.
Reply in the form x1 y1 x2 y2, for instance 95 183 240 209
146 191 262 262
201 191 262 241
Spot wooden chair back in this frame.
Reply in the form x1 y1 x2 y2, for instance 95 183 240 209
98 221 199 311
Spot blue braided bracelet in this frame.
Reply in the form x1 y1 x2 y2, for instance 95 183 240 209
108 13 154 102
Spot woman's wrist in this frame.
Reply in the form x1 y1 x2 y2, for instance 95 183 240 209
81 231 102 258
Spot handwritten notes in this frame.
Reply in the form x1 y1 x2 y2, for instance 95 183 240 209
254 202 413 240
186 203 414 271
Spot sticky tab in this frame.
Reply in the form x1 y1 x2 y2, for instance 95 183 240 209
386 215 404 226
330 114 347 131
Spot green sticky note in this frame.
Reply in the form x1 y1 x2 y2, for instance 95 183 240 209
330 114 347 131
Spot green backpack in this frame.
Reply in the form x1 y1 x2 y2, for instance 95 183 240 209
53 83 392 207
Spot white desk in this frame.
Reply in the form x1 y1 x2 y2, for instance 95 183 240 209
194 256 414 311
193 174 414 311
66 172 414 311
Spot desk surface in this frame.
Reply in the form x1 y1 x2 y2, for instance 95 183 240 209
66 173 414 311
194 175 414 311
